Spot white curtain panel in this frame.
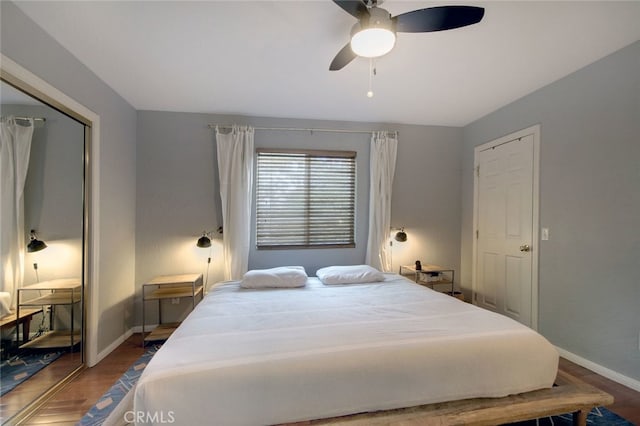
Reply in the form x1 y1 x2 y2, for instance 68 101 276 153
0 116 34 310
365 131 398 272
215 125 254 281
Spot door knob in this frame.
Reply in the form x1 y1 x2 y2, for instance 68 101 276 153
519 244 531 252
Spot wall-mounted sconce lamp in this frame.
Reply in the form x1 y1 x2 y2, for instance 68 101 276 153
27 229 47 253
196 227 223 248
394 227 407 242
196 233 212 248
196 227 222 291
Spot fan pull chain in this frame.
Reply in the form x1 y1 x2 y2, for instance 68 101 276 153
367 59 377 98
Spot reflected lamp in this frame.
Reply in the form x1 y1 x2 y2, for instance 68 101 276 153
27 229 47 253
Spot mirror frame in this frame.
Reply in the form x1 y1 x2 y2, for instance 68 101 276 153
1 54 100 425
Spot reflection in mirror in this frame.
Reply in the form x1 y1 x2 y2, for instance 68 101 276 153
0 80 85 424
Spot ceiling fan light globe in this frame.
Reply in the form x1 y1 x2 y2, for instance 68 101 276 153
350 28 396 58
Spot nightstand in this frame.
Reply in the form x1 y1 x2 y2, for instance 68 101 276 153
16 278 81 350
399 264 460 299
142 273 203 346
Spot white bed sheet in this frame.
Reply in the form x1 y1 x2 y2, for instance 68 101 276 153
134 274 558 426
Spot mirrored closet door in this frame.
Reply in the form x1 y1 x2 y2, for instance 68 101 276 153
0 78 87 425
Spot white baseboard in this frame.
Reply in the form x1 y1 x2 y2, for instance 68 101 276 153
131 324 159 333
93 328 133 367
556 346 640 392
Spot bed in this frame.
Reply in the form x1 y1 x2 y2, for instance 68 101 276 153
134 271 607 426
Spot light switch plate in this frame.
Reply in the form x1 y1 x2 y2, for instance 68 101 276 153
541 228 549 241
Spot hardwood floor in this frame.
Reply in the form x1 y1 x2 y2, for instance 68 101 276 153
13 335 640 425
21 335 144 425
0 351 82 423
558 358 640 425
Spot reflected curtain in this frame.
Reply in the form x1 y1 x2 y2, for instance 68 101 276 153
215 125 254 280
365 131 398 272
0 116 34 311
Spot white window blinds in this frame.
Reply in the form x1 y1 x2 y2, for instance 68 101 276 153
256 149 356 249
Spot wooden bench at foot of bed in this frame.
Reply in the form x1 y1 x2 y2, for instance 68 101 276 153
285 370 613 426
0 308 42 344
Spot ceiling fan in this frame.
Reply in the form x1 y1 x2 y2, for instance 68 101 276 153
329 0 485 71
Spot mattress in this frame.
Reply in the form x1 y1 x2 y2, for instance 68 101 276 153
134 274 558 426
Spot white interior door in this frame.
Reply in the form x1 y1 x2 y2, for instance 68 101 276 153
474 132 536 327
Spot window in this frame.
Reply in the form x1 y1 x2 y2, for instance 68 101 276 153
256 149 356 249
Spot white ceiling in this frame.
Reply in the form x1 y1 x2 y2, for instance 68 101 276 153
14 1 640 127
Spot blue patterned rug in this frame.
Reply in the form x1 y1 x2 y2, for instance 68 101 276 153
77 344 162 426
508 406 634 425
0 351 63 396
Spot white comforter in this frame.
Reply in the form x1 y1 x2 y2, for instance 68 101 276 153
134 274 558 426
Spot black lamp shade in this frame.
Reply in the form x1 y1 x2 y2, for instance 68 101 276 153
197 235 212 248
394 230 407 242
27 230 47 253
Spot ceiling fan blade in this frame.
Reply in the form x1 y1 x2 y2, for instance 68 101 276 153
329 42 357 71
393 6 484 33
332 0 369 19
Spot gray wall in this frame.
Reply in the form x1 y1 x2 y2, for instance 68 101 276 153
1 1 138 354
460 41 640 381
136 110 462 325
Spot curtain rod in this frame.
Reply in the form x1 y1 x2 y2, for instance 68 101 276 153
208 124 397 136
1 116 46 122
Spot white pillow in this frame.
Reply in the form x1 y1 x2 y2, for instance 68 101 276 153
0 292 11 317
240 266 308 289
316 265 384 285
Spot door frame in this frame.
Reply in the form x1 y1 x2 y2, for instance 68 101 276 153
2 54 101 366
472 124 540 330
